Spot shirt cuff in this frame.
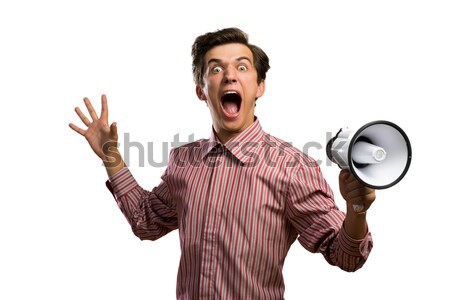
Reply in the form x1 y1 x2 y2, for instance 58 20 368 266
338 226 373 259
105 167 138 198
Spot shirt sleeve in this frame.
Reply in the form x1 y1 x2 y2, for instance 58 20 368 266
106 167 178 241
285 163 373 272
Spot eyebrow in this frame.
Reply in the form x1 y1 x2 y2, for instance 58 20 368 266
207 56 253 66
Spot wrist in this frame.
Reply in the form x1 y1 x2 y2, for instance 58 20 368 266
344 210 368 240
103 147 123 168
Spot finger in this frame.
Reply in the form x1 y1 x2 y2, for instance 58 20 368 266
344 172 359 184
347 187 375 202
339 169 350 181
100 94 108 122
84 97 99 120
339 169 351 194
110 122 118 141
345 178 367 192
75 107 91 126
69 123 86 136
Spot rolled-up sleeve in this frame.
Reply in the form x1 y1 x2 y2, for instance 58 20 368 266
106 168 178 241
286 164 373 272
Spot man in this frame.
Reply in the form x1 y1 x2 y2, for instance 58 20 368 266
69 28 375 300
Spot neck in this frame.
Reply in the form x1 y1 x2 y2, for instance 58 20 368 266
215 129 238 144
213 117 257 144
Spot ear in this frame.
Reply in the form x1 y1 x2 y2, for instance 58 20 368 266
196 85 207 101
256 80 266 99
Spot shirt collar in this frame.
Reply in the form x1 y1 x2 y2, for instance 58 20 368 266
202 117 265 164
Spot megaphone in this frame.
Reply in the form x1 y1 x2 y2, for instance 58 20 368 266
326 120 412 190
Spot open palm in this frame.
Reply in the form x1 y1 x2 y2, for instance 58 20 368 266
69 94 118 161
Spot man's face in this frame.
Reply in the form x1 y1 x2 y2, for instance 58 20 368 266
196 43 265 143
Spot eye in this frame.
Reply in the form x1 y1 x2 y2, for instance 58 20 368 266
238 65 248 71
211 66 223 74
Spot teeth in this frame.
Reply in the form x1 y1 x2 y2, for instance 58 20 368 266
224 91 238 95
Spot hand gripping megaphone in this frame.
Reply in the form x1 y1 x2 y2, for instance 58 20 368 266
326 120 412 192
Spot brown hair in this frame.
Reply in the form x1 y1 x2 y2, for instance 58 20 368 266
192 27 270 87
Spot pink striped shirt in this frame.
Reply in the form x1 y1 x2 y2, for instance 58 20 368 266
106 118 372 300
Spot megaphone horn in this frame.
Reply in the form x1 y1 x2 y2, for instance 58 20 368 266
326 120 412 190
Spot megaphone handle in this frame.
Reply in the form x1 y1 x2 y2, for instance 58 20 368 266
353 204 365 213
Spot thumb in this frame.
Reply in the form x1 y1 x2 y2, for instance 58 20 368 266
110 122 118 141
339 169 350 197
339 169 350 181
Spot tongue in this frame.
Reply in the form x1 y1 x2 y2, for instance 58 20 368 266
223 101 239 114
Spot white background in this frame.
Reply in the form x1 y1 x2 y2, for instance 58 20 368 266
1 1 449 299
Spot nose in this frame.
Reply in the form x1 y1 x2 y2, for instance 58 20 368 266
223 66 237 84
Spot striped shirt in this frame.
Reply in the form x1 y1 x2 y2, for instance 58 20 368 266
106 118 373 300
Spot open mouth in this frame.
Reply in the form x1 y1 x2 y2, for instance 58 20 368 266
220 91 241 118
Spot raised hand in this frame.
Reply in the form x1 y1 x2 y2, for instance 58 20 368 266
69 94 119 163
